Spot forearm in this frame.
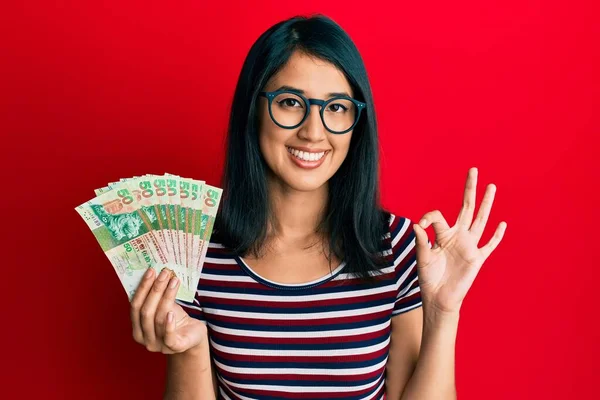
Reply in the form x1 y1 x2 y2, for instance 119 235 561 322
400 306 459 400
164 340 216 400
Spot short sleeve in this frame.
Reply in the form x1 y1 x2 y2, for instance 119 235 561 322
388 214 429 316
176 295 206 323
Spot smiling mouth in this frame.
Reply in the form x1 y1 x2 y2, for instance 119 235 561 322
286 146 330 162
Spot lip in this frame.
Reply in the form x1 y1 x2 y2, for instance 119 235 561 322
286 145 330 153
287 147 330 169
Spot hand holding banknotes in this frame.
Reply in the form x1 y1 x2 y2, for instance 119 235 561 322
130 267 207 354
75 173 222 302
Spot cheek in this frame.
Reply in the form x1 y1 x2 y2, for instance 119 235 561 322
258 123 286 166
258 132 273 163
331 135 352 162
258 105 275 152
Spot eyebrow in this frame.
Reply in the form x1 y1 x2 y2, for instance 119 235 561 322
275 85 352 98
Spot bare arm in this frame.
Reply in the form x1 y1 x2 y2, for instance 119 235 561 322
164 336 217 400
398 306 459 400
385 306 458 399
385 307 423 398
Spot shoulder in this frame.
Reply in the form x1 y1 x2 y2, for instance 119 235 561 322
205 238 235 259
381 211 424 276
384 212 424 316
383 212 416 252
202 230 240 266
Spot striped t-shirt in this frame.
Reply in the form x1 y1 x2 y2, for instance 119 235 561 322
177 213 423 399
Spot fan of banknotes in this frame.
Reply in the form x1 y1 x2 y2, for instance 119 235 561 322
75 173 222 302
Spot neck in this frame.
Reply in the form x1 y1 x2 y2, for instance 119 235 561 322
266 173 328 241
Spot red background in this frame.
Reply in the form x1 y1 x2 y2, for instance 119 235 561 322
2 1 598 398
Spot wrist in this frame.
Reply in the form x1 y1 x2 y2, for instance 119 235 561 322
186 337 209 356
423 304 460 324
172 341 212 372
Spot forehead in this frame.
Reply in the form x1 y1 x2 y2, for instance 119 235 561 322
265 51 353 98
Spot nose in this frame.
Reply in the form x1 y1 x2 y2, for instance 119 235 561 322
297 104 327 142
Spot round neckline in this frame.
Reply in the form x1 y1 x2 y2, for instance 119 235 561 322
235 255 347 290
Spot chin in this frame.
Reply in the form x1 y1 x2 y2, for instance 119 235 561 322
281 175 329 192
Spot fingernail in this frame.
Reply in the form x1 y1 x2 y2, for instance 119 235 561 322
167 311 173 323
169 277 178 289
419 219 427 228
144 268 154 280
158 269 169 281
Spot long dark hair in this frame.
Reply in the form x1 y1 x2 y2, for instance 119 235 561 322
213 14 391 282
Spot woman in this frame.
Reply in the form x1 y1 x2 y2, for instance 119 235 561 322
130 15 506 399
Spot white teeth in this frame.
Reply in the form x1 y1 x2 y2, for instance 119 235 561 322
286 147 326 162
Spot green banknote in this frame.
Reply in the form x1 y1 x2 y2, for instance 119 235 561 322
146 175 180 267
165 174 185 275
174 176 205 293
191 184 222 284
75 186 169 299
76 173 220 302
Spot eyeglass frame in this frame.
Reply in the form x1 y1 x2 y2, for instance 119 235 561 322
258 89 367 134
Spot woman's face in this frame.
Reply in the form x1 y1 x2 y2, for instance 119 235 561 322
258 51 354 192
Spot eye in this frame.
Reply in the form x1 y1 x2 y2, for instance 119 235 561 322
327 103 348 113
277 98 303 108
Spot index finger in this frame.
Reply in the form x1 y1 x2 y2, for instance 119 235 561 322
155 276 180 341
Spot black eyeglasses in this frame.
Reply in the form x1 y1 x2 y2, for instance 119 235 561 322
259 89 366 134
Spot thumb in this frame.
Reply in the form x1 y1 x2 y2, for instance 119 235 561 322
163 311 185 352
